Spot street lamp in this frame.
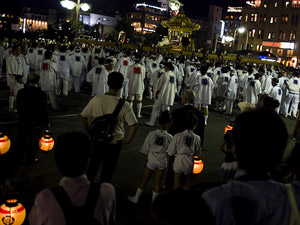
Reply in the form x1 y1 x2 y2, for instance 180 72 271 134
233 27 248 50
60 0 91 38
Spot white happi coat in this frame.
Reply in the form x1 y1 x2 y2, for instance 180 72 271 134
71 53 84 77
6 55 23 87
270 85 283 103
261 73 273 95
245 79 262 105
87 65 105 96
279 76 289 98
40 59 58 91
226 75 239 100
140 129 173 168
96 68 111 95
146 59 160 79
156 70 177 106
27 47 37 69
127 63 146 95
115 56 132 82
216 72 230 97
57 53 73 81
20 54 30 81
34 48 46 71
150 69 164 95
195 74 214 105
167 130 201 175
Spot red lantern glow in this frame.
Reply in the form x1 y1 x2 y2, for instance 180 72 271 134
224 125 233 134
0 133 11 155
0 199 26 225
39 130 54 151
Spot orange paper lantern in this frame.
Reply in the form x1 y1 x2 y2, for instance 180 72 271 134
0 199 26 225
224 125 233 134
193 156 204 174
39 130 54 151
0 133 11 155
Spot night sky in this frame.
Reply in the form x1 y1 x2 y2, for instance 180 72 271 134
3 0 245 17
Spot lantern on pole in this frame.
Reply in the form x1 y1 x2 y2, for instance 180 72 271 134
0 199 26 225
0 132 11 155
193 156 204 174
39 130 54 151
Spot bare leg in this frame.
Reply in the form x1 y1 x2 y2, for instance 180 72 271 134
138 167 154 190
154 169 165 192
174 172 182 189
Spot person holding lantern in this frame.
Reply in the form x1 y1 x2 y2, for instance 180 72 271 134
16 72 50 166
28 132 116 225
167 110 202 189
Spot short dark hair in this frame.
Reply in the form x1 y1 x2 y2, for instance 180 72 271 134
12 44 20 52
28 73 40 84
59 45 67 52
164 62 174 71
98 57 105 65
232 108 288 173
107 72 124 90
200 65 208 75
55 132 90 177
44 50 52 60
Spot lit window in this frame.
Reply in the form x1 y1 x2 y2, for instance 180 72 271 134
275 2 278 7
252 29 256 37
286 2 289 8
245 14 248 22
254 14 258 22
270 17 274 23
287 50 294 57
274 17 277 23
268 32 272 39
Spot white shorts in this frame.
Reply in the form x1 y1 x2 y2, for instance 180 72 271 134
147 160 167 170
201 104 208 108
129 94 143 101
173 155 193 175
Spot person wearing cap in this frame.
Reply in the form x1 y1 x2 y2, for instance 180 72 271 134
127 56 146 118
146 62 177 126
16 73 50 166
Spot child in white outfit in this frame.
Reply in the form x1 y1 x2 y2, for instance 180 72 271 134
167 111 202 189
128 110 173 203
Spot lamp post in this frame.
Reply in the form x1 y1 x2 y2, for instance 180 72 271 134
60 0 90 38
233 27 248 51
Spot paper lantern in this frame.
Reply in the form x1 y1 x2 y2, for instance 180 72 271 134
224 125 233 134
0 133 11 155
0 199 26 225
39 130 54 151
193 156 204 174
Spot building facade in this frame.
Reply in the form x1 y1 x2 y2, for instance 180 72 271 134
238 0 299 59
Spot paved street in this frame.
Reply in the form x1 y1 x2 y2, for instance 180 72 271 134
0 75 297 224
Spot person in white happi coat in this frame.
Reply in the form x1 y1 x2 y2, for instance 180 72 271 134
269 78 282 114
0 44 4 79
146 62 177 127
244 73 262 105
192 66 214 125
278 72 289 114
184 63 196 89
34 42 46 75
27 42 38 72
261 69 273 95
128 110 173 203
87 57 105 96
283 71 300 118
215 66 230 111
91 47 101 69
149 65 164 98
212 63 222 99
40 51 59 110
80 46 91 85
177 59 185 95
13 75 24 101
6 45 23 112
224 70 239 115
115 52 132 99
167 111 201 189
20 46 30 84
96 58 114 95
242 67 255 101
146 55 160 99
56 45 73 97
69 48 84 93
127 57 146 118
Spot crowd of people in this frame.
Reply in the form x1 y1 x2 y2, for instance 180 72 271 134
1 37 300 225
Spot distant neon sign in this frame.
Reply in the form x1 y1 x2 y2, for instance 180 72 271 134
262 41 295 50
136 3 167 11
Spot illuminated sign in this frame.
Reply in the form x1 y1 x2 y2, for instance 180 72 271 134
136 3 167 11
262 41 295 50
227 6 242 12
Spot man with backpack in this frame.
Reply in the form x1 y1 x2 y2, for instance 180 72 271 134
29 132 116 225
81 72 138 183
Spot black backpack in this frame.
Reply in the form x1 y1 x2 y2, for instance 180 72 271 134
51 183 101 225
89 99 125 143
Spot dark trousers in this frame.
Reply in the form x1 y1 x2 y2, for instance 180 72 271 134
15 126 42 166
165 155 175 190
86 140 122 183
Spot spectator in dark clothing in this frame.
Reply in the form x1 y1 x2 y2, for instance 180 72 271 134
165 90 205 189
16 72 50 166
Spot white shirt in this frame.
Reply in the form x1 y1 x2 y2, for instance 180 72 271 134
226 75 239 100
115 57 132 81
71 53 84 77
194 74 214 105
245 79 262 105
288 77 300 94
269 85 282 104
127 63 146 95
6 54 23 87
40 59 58 91
156 70 177 106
